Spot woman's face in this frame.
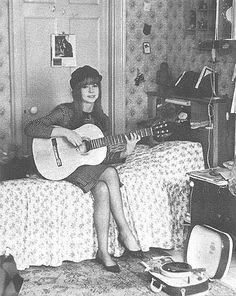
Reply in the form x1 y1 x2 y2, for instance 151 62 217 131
81 83 99 104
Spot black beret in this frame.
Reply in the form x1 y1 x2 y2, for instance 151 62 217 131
70 65 102 90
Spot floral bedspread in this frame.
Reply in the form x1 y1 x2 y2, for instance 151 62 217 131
0 142 204 270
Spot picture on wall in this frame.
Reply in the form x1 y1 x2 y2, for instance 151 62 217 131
143 42 151 54
51 34 76 67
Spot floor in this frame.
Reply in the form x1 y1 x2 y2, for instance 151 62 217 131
168 248 236 291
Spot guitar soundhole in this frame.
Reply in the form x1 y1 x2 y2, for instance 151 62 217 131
83 140 91 152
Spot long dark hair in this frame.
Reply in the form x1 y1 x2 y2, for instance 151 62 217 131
71 76 109 132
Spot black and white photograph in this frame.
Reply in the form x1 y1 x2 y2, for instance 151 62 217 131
51 34 76 67
143 41 151 54
1 0 236 295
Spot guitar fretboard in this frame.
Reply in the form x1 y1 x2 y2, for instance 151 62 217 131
89 127 153 150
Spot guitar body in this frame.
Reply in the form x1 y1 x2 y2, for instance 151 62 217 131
32 124 107 180
33 120 173 180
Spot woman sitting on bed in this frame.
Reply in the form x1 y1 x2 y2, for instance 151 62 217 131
24 65 144 273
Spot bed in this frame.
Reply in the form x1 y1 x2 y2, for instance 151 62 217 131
0 141 204 270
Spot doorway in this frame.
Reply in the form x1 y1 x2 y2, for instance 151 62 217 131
9 0 126 155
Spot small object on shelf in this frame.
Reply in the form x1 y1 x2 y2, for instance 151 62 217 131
198 18 208 30
190 120 209 129
223 160 234 170
198 0 204 10
188 10 196 30
199 1 207 10
184 0 216 41
189 167 229 186
156 62 173 98
202 2 207 10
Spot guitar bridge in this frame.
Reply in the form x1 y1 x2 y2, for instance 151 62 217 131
51 138 62 167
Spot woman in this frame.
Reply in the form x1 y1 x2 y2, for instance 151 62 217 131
25 65 143 273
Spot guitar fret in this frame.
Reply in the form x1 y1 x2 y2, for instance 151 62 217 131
97 138 102 147
116 136 120 144
105 137 109 146
87 122 165 151
115 135 119 143
91 139 95 148
102 137 106 146
106 136 111 146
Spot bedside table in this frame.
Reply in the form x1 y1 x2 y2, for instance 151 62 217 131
189 169 236 243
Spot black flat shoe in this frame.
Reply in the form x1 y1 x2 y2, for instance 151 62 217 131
118 235 145 259
95 252 121 273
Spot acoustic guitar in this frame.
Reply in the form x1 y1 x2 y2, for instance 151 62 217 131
32 121 172 180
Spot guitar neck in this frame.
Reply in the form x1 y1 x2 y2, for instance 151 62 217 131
88 127 153 150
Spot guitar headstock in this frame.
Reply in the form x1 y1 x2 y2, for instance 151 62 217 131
151 120 175 139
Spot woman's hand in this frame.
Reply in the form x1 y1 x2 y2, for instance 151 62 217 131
121 133 141 158
51 127 86 152
65 129 83 147
65 130 88 153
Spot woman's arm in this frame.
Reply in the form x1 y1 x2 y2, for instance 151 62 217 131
24 107 65 138
51 126 83 147
103 133 140 164
24 105 83 147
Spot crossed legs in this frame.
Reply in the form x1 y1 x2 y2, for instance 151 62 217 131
91 166 140 266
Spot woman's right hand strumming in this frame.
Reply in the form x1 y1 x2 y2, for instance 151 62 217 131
51 127 83 147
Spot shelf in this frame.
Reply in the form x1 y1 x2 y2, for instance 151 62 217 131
184 0 216 41
146 92 226 104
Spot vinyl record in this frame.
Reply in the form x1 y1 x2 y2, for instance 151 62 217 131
160 262 192 278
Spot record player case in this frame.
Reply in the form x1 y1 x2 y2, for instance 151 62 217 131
190 176 236 244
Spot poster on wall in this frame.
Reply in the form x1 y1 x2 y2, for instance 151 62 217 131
51 34 76 67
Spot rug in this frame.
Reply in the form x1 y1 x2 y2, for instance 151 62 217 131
19 248 236 296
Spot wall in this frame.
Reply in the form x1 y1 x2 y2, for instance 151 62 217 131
126 0 236 129
0 0 235 154
125 0 168 130
167 0 236 101
0 0 12 155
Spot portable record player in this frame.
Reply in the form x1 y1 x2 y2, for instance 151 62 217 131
142 225 233 296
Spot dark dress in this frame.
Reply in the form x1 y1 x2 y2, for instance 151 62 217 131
24 103 125 192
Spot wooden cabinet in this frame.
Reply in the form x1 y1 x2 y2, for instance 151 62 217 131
146 92 235 167
190 178 236 242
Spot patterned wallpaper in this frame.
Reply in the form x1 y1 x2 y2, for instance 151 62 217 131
0 0 11 154
125 0 168 130
0 0 236 153
167 0 236 99
126 0 236 130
